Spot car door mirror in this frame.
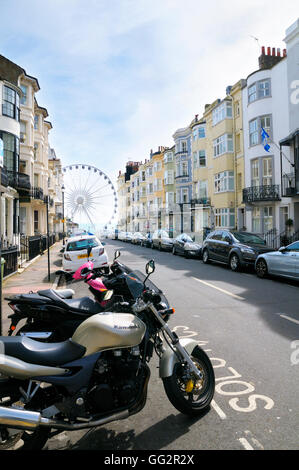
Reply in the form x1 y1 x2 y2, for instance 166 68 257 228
278 246 287 253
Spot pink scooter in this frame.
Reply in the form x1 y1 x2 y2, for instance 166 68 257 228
72 246 115 306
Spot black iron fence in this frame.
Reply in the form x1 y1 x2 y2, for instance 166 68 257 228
2 246 18 278
262 228 299 249
17 234 57 270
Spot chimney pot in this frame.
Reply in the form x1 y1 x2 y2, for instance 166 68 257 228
267 46 271 55
283 49 287 57
261 46 265 55
277 48 281 57
272 47 276 56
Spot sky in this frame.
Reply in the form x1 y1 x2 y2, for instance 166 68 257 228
1 0 298 192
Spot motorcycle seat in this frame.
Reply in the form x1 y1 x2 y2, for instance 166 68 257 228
63 297 103 314
48 288 75 299
37 289 102 314
0 336 86 367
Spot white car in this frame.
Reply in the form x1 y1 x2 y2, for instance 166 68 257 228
62 235 109 273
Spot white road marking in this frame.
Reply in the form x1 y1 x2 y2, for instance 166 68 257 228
244 430 264 450
238 438 254 450
192 277 245 301
211 400 227 420
279 314 299 325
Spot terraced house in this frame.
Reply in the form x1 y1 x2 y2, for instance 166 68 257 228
117 19 299 245
0 54 64 277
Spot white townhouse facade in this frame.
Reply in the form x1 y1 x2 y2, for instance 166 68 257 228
279 19 299 234
242 46 292 241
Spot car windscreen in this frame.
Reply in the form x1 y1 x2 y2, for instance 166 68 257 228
66 238 99 251
232 232 266 245
182 235 193 242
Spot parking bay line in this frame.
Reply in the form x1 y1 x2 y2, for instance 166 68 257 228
279 314 299 325
211 400 227 420
192 277 245 301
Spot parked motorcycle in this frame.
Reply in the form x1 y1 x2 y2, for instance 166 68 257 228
0 259 215 450
6 250 137 341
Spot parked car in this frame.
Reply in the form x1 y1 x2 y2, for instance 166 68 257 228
255 240 299 280
118 231 127 241
152 229 174 251
124 232 133 243
172 233 202 258
141 233 153 248
132 232 146 245
62 235 108 273
202 230 273 271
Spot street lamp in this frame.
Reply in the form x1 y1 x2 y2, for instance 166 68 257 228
62 184 65 244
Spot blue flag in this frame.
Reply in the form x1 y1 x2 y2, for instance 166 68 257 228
261 127 271 152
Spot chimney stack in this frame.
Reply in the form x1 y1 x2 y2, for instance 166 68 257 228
259 45 286 70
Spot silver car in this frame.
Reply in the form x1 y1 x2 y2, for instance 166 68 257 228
255 240 299 280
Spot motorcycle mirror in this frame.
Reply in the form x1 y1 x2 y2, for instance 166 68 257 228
146 260 155 275
114 250 121 260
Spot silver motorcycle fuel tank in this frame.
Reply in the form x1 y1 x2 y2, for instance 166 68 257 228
72 312 146 356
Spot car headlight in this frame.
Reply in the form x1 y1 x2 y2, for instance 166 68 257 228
240 247 255 254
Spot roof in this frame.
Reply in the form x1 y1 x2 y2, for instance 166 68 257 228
279 128 299 146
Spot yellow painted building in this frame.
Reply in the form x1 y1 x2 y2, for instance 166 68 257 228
200 79 246 230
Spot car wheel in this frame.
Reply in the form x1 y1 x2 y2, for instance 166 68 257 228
229 253 240 272
256 259 268 278
202 248 210 264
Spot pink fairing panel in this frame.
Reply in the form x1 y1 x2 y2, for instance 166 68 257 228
73 261 94 280
88 277 107 291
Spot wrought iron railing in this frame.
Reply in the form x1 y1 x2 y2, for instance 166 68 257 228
243 185 280 203
31 187 44 200
190 197 211 206
282 173 298 197
2 246 18 277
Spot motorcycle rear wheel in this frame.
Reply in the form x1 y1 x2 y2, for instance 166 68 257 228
162 346 215 416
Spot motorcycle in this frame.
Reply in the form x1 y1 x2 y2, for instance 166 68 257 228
6 250 136 341
0 259 215 450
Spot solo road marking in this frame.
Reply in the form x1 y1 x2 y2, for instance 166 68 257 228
192 277 245 301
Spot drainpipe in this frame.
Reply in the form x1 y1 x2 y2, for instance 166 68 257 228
228 92 238 229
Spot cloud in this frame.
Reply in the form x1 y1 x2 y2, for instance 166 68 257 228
0 0 298 189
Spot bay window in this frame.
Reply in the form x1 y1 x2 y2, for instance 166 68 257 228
212 101 232 125
2 85 20 121
214 171 234 193
248 78 271 104
213 134 233 157
215 208 235 228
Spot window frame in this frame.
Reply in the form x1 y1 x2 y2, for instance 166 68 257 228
248 78 271 104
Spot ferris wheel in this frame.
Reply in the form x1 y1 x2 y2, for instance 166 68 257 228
62 164 117 233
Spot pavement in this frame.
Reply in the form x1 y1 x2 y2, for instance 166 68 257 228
1 240 63 334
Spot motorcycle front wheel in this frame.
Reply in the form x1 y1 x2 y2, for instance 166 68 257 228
162 346 215 416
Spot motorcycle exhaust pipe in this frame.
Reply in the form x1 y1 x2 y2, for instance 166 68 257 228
0 405 129 431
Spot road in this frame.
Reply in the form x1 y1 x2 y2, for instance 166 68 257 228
52 239 299 450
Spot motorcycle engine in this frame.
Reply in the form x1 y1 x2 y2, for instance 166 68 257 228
87 347 144 413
